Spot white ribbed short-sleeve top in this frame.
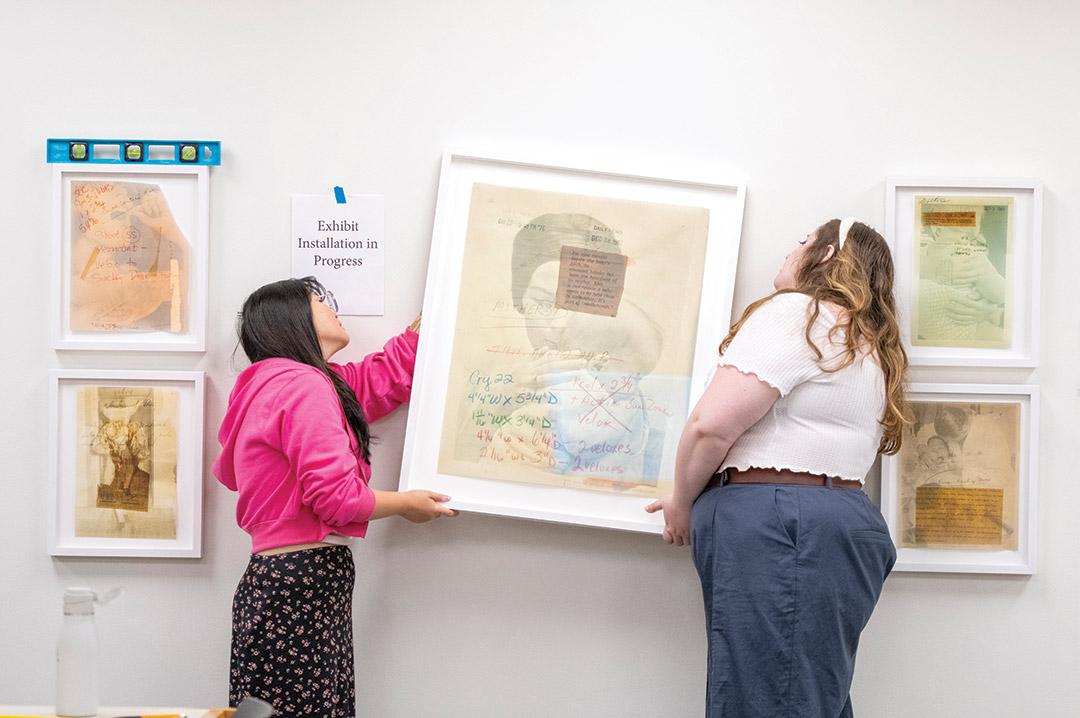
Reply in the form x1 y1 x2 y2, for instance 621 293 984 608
713 292 886 483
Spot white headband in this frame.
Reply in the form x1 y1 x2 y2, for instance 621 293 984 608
837 217 857 250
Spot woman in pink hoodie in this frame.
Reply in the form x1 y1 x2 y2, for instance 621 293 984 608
213 276 456 718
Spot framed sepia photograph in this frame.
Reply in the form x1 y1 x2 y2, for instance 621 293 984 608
400 150 745 533
52 164 210 351
881 383 1038 574
885 178 1042 367
49 370 205 557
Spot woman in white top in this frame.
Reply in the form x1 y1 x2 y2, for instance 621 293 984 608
647 218 906 718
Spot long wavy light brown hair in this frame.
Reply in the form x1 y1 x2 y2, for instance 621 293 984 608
720 219 908 454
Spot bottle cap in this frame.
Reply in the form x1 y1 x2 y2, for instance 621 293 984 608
63 587 122 615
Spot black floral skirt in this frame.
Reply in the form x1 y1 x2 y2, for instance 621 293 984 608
230 545 356 718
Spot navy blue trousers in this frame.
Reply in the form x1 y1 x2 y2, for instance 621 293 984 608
691 483 896 718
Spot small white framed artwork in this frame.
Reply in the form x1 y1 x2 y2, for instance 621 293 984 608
881 383 1038 574
400 150 745 533
49 370 205 557
53 164 210 351
885 177 1042 367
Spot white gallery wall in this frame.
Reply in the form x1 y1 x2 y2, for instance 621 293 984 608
3 1 1079 715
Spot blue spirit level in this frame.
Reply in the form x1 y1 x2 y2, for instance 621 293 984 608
47 138 221 165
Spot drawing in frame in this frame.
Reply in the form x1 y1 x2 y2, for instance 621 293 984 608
49 370 205 557
400 150 745 533
881 383 1037 574
885 177 1042 367
52 164 210 351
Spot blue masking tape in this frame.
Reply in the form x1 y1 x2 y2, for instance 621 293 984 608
334 186 346 203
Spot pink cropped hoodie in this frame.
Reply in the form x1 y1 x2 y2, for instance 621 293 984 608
212 329 418 553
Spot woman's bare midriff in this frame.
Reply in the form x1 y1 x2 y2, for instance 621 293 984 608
256 541 335 556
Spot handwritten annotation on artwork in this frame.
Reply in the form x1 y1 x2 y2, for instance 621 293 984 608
70 181 190 333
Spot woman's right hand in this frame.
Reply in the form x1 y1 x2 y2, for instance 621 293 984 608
645 494 692 546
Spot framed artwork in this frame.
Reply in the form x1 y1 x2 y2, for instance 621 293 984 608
885 178 1042 367
52 164 210 351
881 383 1038 574
48 370 205 557
400 150 745 533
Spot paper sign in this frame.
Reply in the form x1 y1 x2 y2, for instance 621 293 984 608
291 193 384 315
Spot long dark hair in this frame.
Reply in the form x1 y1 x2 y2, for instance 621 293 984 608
721 219 908 454
238 276 373 463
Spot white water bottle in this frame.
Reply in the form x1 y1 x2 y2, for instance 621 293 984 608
56 587 120 717
56 588 98 717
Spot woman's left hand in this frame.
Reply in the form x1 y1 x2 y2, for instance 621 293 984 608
400 490 458 522
645 495 691 546
409 312 422 333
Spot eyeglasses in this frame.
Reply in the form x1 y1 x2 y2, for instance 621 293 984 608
315 287 339 313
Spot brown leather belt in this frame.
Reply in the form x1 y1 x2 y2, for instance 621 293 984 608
708 467 862 491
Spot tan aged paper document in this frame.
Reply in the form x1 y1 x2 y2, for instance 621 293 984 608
895 400 1020 550
70 180 190 333
74 386 179 539
912 196 1013 349
437 183 711 497
913 486 1005 545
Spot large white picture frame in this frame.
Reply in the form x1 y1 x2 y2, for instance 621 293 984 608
401 150 745 533
52 164 210 351
881 383 1038 574
49 370 205 557
885 177 1042 367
